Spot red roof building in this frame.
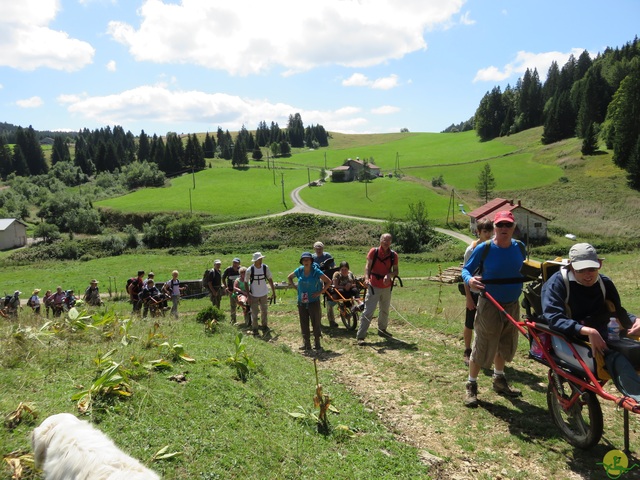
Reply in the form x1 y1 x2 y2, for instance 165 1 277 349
468 198 548 240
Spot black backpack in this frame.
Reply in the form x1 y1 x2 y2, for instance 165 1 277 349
202 269 212 287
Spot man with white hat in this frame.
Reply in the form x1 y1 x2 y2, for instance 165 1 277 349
246 252 276 335
543 243 640 357
312 241 338 327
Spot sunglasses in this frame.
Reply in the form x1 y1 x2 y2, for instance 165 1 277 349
575 267 599 274
495 222 514 228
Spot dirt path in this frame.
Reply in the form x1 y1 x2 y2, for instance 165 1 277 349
267 308 590 480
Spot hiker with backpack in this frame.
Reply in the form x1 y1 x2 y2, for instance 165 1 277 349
127 270 145 315
163 270 186 319
312 241 338 328
461 218 494 366
462 211 526 407
205 260 224 308
27 289 42 315
246 252 276 335
233 266 251 327
288 252 332 351
5 290 21 318
222 258 242 323
356 233 399 344
542 243 640 357
51 286 67 317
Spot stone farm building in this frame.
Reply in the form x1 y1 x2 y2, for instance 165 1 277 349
331 157 381 182
468 198 548 241
0 218 28 250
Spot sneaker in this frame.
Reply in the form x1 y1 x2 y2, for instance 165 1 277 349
356 338 366 346
378 329 393 338
463 348 472 366
492 375 521 397
464 381 478 408
248 329 259 336
299 342 312 351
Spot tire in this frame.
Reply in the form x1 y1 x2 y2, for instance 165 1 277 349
340 305 358 331
547 373 603 449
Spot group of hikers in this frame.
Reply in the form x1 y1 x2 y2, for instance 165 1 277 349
1 281 103 318
460 210 640 407
197 236 398 352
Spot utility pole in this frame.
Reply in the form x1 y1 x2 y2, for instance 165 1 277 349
189 188 193 214
307 167 311 186
281 173 285 207
324 151 327 170
192 166 196 189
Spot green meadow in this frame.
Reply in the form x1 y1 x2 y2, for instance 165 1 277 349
95 130 564 224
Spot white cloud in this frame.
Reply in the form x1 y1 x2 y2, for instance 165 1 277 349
59 84 370 133
474 48 585 83
459 11 475 26
0 1 94 71
16 96 44 108
342 73 400 90
371 105 400 115
107 0 465 75
106 60 117 72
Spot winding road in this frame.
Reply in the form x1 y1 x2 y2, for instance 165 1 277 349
215 181 475 245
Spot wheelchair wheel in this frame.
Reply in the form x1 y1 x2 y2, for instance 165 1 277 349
340 305 358 331
547 373 603 449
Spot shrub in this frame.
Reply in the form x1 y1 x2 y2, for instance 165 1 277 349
195 305 226 324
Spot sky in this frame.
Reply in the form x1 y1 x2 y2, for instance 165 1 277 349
1 0 638 137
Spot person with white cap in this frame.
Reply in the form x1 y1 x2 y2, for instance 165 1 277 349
207 260 224 308
542 243 640 357
223 257 242 323
246 252 276 335
27 289 42 315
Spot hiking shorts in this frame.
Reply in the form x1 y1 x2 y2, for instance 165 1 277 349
471 296 519 369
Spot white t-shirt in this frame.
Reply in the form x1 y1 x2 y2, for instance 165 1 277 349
166 278 181 296
247 264 272 297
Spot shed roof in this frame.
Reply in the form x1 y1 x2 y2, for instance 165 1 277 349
0 218 27 231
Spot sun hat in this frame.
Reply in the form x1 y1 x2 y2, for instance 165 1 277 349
313 241 324 249
214 259 222 265
233 257 241 263
32 289 40 295
252 252 265 262
569 243 602 270
14 290 21 295
493 211 515 224
148 272 154 276
300 252 313 264
90 279 98 284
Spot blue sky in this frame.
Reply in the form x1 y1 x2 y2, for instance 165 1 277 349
1 0 638 137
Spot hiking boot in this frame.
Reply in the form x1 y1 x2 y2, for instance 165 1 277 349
378 329 393 338
356 338 366 346
314 340 322 351
492 375 521 397
248 329 259 336
329 321 339 328
464 381 478 408
299 341 312 351
463 348 472 366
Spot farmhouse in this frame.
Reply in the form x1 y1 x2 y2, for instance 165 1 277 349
468 198 548 241
331 157 381 182
0 218 28 250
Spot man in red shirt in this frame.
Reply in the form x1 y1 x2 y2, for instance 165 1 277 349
356 233 399 344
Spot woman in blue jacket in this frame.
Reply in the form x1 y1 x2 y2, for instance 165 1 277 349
288 252 331 351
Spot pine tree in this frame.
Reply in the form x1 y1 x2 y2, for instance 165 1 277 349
581 122 599 155
203 132 216 158
0 136 14 179
626 135 640 189
476 163 496 203
51 135 71 165
138 130 150 162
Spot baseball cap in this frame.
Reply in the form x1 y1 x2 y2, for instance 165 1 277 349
214 259 222 265
569 243 602 270
493 211 515 224
313 241 324 249
233 257 241 263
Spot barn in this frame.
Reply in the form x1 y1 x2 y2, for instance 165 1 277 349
0 218 28 250
468 198 548 241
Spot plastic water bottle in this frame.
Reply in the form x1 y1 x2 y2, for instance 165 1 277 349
607 317 620 342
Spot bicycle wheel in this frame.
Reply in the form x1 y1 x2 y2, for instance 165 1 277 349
340 305 358 331
547 373 603 449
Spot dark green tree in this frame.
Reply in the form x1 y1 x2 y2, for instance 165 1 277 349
287 113 305 148
12 145 29 176
15 126 48 175
232 141 248 167
203 132 216 158
626 135 640 189
475 87 505 141
607 64 640 169
581 122 599 155
51 135 71 165
476 163 496 203
0 136 14 179
138 130 150 162
252 145 263 161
